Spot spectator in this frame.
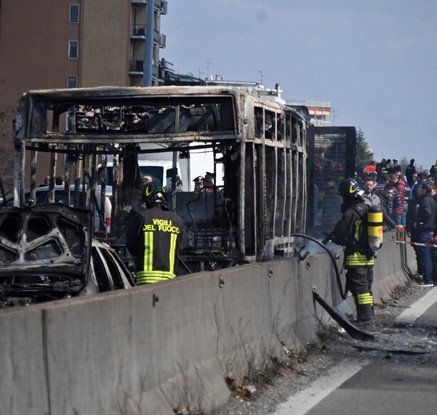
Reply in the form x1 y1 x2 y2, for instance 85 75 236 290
412 181 437 286
409 172 418 194
362 175 381 209
410 172 427 199
376 158 387 175
406 183 421 277
430 161 437 176
379 184 397 231
391 172 406 224
375 170 390 190
389 159 401 174
363 161 377 176
405 159 416 187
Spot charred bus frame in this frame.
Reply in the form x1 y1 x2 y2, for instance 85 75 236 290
12 86 309 269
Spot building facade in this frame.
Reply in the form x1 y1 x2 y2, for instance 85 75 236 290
0 0 167 190
287 100 332 127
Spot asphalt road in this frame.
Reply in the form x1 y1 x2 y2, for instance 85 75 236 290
273 287 437 415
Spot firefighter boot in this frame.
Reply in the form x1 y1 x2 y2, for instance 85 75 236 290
355 293 375 331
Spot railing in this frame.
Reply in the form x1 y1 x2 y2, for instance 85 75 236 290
129 60 144 73
160 33 166 48
131 25 146 37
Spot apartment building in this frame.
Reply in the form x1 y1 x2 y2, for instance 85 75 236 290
287 100 332 127
0 0 167 190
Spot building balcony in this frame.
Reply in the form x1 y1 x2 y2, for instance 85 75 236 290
160 34 166 48
131 24 146 38
153 30 160 44
160 0 168 15
152 31 166 48
129 60 144 74
131 0 167 14
128 63 160 85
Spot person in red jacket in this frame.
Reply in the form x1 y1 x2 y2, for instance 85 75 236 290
127 182 184 284
363 160 377 175
391 172 406 224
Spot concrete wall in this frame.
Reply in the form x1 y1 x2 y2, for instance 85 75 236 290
0 233 414 414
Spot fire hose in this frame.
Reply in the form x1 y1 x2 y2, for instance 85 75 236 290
291 233 375 341
291 233 347 300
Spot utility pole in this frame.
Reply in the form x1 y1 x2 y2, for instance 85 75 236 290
144 0 155 86
331 108 337 126
206 58 212 80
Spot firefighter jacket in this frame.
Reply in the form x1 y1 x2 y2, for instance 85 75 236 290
126 205 184 284
331 201 375 267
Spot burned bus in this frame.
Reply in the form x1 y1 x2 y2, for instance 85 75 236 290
11 85 309 271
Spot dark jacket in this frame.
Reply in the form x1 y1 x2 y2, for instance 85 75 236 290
379 193 397 231
415 194 437 232
405 163 416 186
127 205 184 284
332 201 375 267
405 198 418 233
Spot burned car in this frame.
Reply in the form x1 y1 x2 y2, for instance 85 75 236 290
0 204 134 307
2 184 113 235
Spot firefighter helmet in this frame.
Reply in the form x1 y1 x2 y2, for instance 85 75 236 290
337 178 364 199
143 181 167 207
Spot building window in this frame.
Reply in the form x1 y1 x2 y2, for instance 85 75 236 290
68 40 79 59
69 4 80 23
67 76 78 88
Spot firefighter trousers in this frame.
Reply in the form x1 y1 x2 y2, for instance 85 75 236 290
346 266 374 322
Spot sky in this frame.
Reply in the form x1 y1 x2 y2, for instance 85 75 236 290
161 0 437 170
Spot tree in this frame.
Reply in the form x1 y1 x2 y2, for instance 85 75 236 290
355 128 372 168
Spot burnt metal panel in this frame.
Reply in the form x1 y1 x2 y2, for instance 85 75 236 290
307 125 357 234
11 86 312 269
309 126 356 179
0 205 91 295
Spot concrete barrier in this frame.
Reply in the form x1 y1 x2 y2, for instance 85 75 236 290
0 233 415 414
334 230 416 321
0 305 48 415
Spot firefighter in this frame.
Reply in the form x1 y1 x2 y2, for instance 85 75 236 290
331 178 376 329
127 182 184 284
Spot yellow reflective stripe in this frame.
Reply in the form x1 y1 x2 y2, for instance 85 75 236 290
135 270 175 285
357 292 373 305
354 219 362 242
345 252 375 266
136 270 176 278
168 233 177 275
143 231 154 271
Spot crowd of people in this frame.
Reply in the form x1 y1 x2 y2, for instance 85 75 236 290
317 157 437 330
360 161 437 287
317 158 437 291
